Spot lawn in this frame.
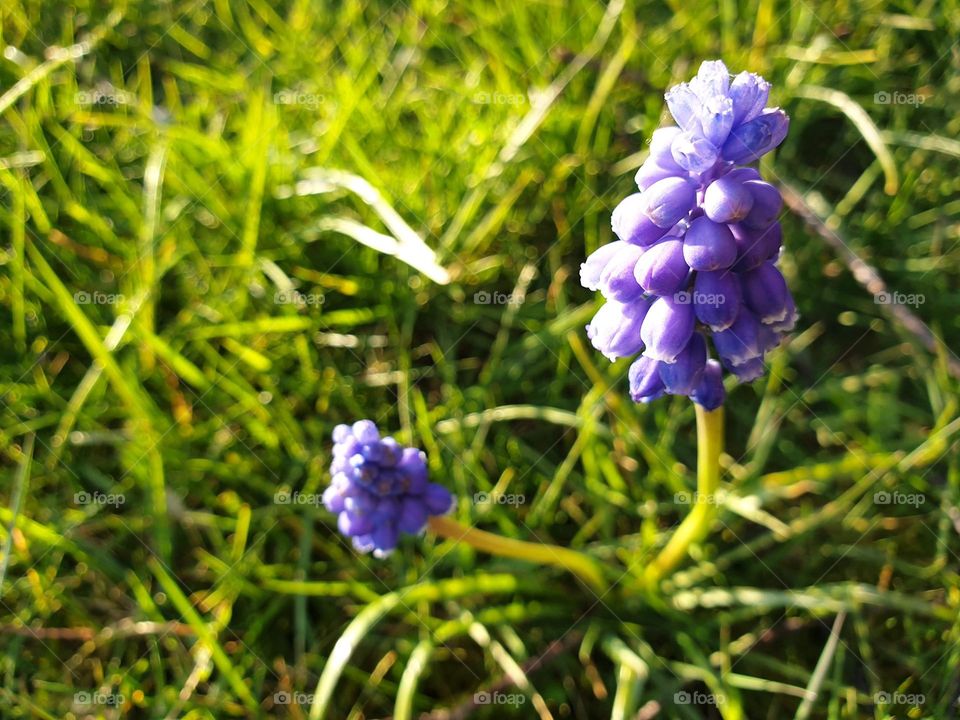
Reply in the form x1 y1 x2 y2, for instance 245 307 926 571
1 0 959 718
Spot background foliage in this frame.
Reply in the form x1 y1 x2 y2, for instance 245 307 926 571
1 0 959 717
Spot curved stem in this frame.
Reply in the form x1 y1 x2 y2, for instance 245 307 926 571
643 403 724 588
427 515 608 595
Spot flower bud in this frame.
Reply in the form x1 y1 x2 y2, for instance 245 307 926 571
683 216 738 271
703 175 755 223
671 131 719 173
741 180 782 229
721 108 789 163
586 298 651 361
691 359 725 410
641 296 695 363
612 193 671 246
741 261 790 324
659 333 707 394
693 269 741 331
634 238 689 296
628 355 665 403
642 176 697 228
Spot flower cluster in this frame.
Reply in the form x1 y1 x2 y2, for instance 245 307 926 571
581 60 796 409
323 420 454 557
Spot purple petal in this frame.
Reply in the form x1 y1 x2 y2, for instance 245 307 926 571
371 524 399 558
671 131 719 174
658 333 707 395
690 60 731 101
580 241 626 291
741 181 783 229
721 108 789 163
691 359 725 410
699 95 735 147
683 216 738 271
648 127 685 169
424 483 454 515
640 296 695 363
642 176 697 228
586 298 651 361
332 424 352 443
628 355 665 403
703 175 755 223
741 261 790 323
351 420 380 444
633 238 689 296
397 497 429 534
634 161 680 191
664 83 701 132
338 510 373 537
693 270 741 331
713 308 763 366
725 356 766 382
612 193 671 246
729 71 771 124
598 243 645 301
731 222 782 272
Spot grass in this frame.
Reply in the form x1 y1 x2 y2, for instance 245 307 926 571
1 0 959 717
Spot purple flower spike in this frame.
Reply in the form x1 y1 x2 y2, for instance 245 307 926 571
641 297 695 363
582 59 792 405
324 421 454 557
683 216 737 271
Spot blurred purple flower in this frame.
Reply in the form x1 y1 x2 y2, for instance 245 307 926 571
581 60 796 410
324 420 453 557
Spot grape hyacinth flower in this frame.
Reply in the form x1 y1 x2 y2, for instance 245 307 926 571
581 60 796 410
323 420 453 557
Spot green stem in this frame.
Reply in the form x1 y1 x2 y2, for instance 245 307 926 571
427 515 608 595
643 403 724 588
